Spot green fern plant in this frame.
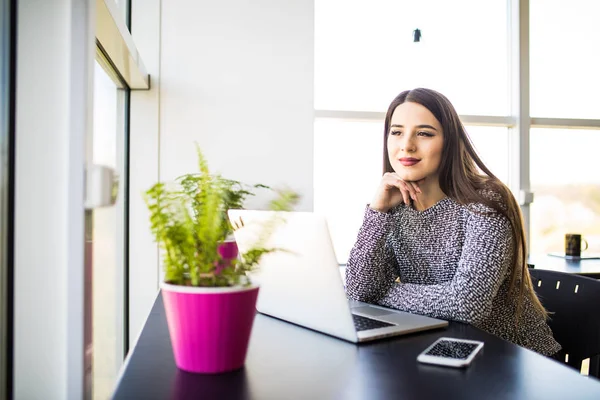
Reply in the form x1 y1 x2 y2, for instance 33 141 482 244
145 145 299 287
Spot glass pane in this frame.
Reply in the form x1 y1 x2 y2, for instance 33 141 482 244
530 128 600 255
314 119 383 264
467 126 509 185
314 120 509 263
530 0 600 119
315 0 508 115
91 62 126 400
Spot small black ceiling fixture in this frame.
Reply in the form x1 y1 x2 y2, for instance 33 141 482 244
413 28 422 43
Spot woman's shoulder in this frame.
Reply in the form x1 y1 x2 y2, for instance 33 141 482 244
449 187 510 229
463 186 508 213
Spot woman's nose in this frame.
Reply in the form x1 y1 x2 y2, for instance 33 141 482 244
401 136 416 152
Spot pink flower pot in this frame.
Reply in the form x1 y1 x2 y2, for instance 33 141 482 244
161 282 259 374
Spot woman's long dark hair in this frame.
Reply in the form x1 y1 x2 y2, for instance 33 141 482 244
383 88 547 322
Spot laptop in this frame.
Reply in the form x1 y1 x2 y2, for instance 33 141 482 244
228 209 448 343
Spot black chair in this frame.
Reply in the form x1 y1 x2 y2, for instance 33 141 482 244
529 269 600 378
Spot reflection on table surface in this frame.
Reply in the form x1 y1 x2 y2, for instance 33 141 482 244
528 254 600 277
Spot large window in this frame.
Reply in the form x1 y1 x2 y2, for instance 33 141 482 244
529 0 600 255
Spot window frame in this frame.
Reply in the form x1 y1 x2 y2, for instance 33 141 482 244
96 0 149 90
0 0 15 398
13 0 148 398
91 0 146 395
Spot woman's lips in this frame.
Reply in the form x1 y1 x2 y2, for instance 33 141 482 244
399 158 421 166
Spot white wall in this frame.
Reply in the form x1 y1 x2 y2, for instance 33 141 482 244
159 0 314 210
128 0 314 347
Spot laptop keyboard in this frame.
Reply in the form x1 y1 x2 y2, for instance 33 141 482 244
352 314 394 331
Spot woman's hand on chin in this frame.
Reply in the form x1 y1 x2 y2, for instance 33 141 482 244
370 172 422 212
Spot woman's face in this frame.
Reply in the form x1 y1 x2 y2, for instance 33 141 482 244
387 101 444 183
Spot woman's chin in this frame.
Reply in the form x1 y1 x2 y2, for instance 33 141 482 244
395 171 425 183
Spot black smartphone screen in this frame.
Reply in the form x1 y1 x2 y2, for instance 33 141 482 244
424 340 479 359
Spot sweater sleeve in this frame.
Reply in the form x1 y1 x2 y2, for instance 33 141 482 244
377 208 513 325
344 206 400 303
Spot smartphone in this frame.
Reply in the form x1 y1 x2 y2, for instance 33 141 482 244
417 337 484 368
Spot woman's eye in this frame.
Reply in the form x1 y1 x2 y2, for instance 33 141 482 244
418 131 433 137
391 130 402 136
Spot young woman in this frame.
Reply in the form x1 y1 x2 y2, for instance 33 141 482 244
345 88 561 356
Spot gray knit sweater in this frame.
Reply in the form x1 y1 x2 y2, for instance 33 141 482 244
345 197 561 356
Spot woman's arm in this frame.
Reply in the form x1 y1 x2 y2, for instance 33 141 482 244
377 209 513 325
344 206 400 303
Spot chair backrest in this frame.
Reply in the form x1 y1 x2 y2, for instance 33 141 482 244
529 269 600 374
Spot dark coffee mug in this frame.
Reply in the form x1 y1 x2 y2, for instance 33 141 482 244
565 234 589 257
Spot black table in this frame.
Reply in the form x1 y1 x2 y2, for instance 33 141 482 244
113 292 600 400
528 254 600 278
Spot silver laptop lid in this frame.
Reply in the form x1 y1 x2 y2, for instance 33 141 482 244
228 210 358 342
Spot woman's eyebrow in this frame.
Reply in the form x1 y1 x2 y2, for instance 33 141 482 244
391 124 438 131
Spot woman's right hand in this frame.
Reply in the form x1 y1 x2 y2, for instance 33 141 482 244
369 172 421 213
